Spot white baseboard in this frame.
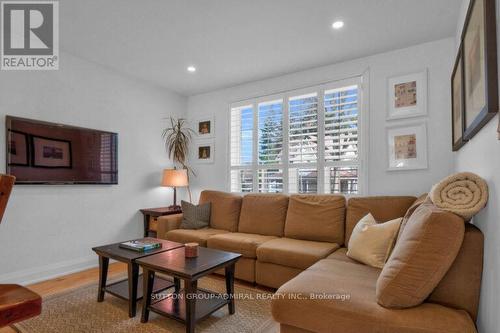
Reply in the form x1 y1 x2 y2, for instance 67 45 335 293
0 256 99 286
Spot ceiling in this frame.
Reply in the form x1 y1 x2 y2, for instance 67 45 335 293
60 0 460 96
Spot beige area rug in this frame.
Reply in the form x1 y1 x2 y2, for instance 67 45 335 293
15 277 278 333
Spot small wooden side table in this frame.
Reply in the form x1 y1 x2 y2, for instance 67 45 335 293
140 207 182 237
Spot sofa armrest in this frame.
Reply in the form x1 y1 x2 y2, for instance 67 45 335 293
156 214 183 239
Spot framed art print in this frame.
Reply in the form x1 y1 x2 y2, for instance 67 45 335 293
196 140 214 164
196 116 214 139
7 130 29 166
387 122 428 171
32 135 72 168
461 0 498 140
451 45 467 151
387 70 427 120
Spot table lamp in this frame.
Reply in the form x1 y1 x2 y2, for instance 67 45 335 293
161 169 188 209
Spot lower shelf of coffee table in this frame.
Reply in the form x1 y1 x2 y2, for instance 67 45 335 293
105 274 174 301
149 288 229 323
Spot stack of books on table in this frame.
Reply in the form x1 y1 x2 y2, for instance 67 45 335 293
119 239 162 252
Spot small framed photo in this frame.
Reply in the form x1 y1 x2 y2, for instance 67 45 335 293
387 70 427 120
32 135 72 168
387 122 428 171
196 116 214 139
7 130 29 166
196 141 214 164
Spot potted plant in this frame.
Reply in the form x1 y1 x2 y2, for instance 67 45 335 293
162 117 195 201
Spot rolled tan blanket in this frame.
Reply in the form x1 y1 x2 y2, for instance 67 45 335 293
430 172 488 220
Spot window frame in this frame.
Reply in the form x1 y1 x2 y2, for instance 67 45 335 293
228 73 368 196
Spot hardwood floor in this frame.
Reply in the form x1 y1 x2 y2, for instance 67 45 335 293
0 262 279 333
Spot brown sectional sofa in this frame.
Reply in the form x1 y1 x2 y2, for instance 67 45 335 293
157 190 483 333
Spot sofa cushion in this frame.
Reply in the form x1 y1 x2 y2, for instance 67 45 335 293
165 228 229 247
326 247 361 265
347 214 402 268
256 261 303 289
207 232 277 258
256 238 339 270
284 194 345 244
397 194 429 240
272 259 476 333
199 190 242 232
179 200 210 229
238 194 289 237
345 196 416 244
428 223 483 321
376 203 465 308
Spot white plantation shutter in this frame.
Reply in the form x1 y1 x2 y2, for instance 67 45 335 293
324 85 359 162
229 76 364 195
258 169 283 193
289 168 317 194
257 100 284 193
288 93 318 164
230 169 253 192
324 84 360 194
230 105 254 192
258 100 283 165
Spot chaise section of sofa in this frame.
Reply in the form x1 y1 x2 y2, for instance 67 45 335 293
272 259 476 333
271 197 483 333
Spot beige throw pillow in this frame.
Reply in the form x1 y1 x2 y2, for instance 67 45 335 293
347 214 402 268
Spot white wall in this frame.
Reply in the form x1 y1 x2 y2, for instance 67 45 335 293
454 1 500 332
0 52 186 284
186 38 455 200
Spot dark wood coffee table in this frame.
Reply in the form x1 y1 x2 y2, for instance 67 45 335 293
92 238 183 317
137 247 241 333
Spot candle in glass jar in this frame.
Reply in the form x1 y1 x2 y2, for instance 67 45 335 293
185 243 199 258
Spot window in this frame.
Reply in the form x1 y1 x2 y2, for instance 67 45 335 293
230 105 253 192
230 77 364 195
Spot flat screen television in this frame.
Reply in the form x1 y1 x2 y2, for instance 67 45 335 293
6 116 118 184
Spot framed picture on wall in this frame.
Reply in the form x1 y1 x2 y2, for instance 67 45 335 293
32 135 73 168
196 140 214 164
451 45 467 151
387 70 427 120
461 0 498 140
196 116 214 139
387 122 428 171
7 130 29 166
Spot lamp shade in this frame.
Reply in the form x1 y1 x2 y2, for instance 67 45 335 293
161 169 188 187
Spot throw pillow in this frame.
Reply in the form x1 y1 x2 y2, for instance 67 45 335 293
179 200 211 230
396 194 430 241
376 202 465 308
347 213 402 268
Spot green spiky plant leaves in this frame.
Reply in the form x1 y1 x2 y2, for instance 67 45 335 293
162 117 195 202
162 117 195 172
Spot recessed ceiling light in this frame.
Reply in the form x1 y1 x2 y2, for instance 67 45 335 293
187 66 196 73
332 21 344 29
